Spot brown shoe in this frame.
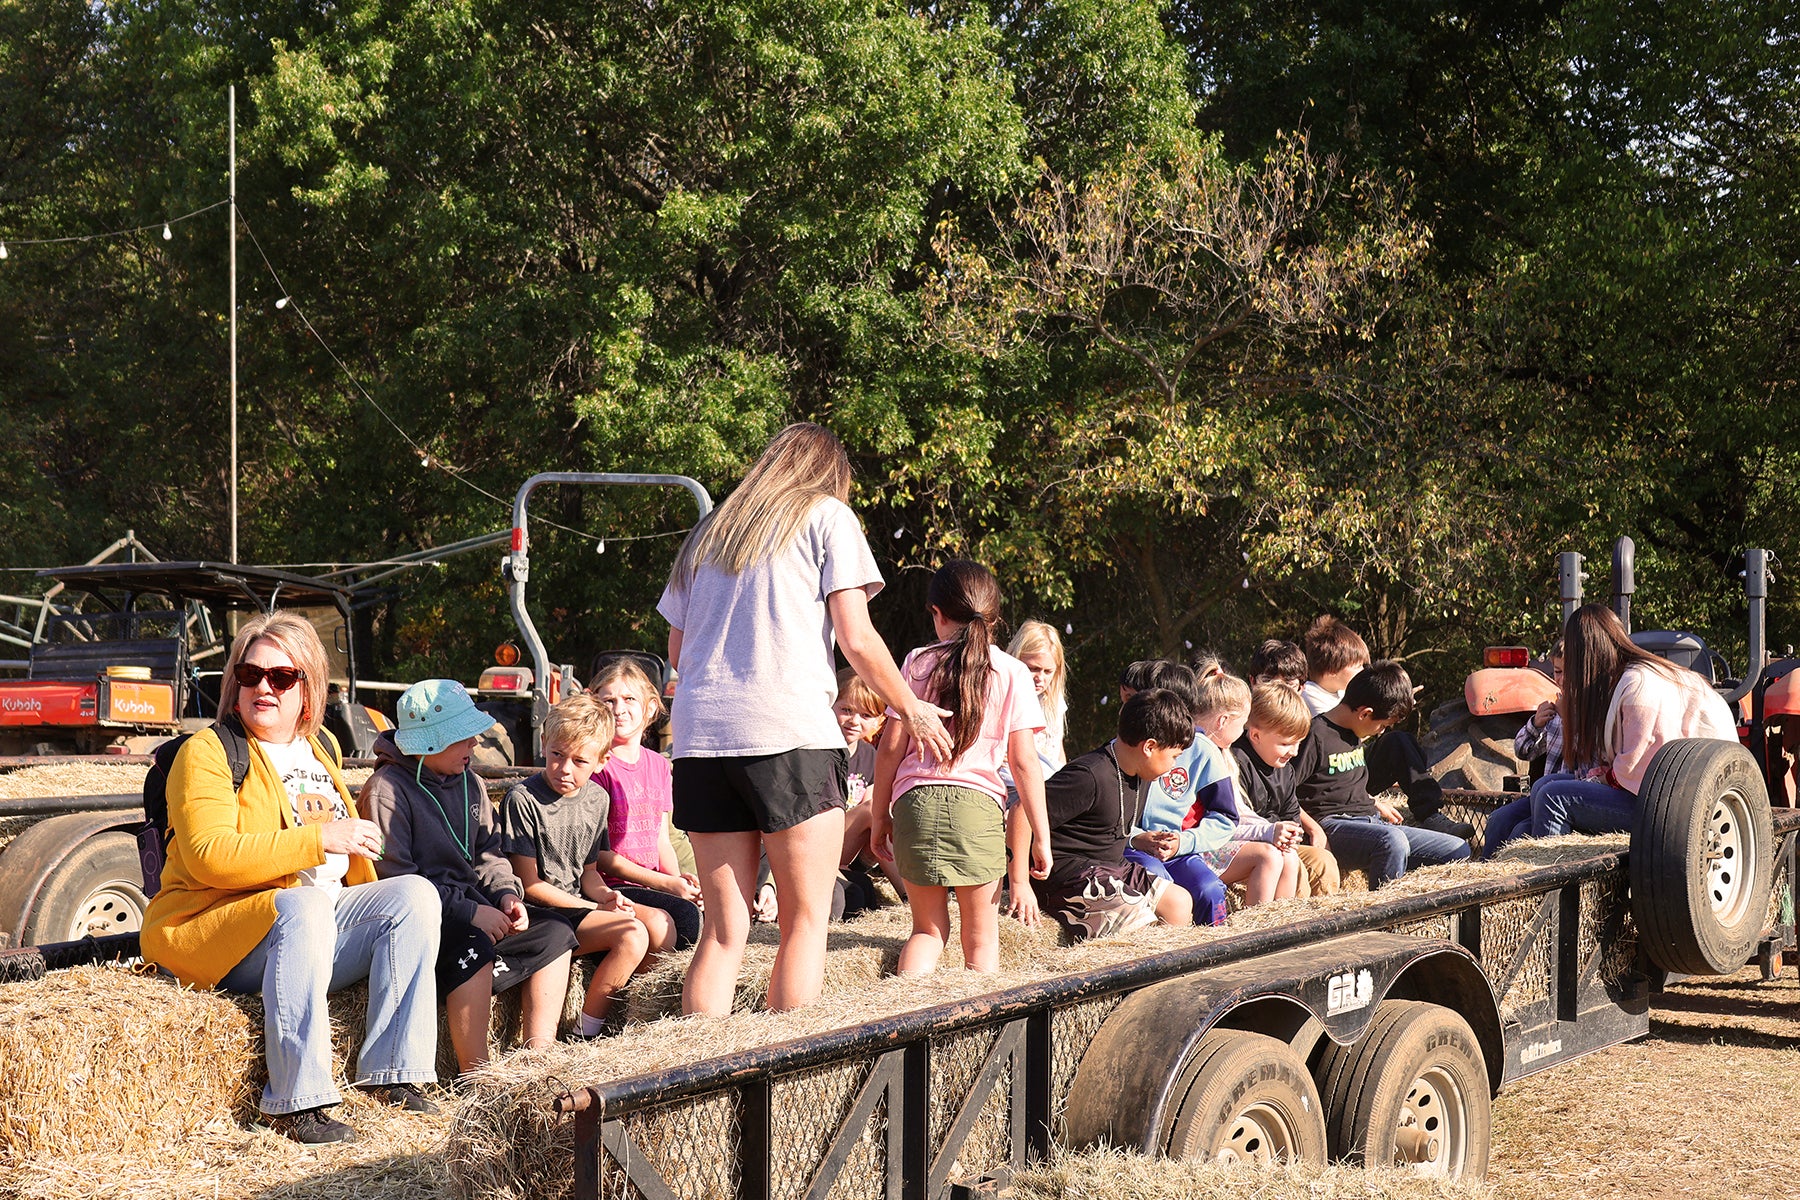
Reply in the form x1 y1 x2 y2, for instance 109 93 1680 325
266 1106 356 1144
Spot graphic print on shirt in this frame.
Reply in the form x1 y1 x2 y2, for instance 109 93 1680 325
261 738 351 893
1157 765 1191 798
1326 745 1366 775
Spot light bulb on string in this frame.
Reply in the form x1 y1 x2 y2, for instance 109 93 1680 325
162 223 172 240
274 296 289 309
0 242 7 260
596 539 607 555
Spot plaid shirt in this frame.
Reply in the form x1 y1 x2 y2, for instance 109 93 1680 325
1515 712 1565 775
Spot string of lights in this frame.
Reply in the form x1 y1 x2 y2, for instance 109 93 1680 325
1 193 689 553
0 198 231 258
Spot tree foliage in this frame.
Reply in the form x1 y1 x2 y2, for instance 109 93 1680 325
2 0 1797 736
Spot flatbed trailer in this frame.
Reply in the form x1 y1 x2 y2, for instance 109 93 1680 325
528 771 1796 1198
3 754 1790 1198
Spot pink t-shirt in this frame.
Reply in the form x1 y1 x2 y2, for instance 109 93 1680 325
890 642 1045 805
596 747 675 883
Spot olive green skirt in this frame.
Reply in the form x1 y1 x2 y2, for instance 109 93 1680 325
892 784 1007 887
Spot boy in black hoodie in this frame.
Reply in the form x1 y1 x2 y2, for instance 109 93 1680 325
360 680 578 1072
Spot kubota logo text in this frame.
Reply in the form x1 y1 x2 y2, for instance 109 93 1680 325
2 697 43 713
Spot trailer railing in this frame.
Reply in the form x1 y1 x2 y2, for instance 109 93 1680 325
552 813 1799 1200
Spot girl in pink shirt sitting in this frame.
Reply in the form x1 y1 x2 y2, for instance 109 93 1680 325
1528 604 1737 838
587 659 703 951
871 560 1052 974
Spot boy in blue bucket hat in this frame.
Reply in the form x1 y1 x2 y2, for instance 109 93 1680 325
358 680 579 1073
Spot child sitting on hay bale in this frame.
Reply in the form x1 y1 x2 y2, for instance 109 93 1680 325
587 657 704 951
1033 688 1195 941
501 693 653 1040
361 680 579 1073
1133 667 1297 919
1232 682 1339 897
1294 662 1472 889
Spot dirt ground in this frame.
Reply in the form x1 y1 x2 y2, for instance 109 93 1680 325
1489 963 1800 1200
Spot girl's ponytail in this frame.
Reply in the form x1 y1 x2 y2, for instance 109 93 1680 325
925 560 1004 766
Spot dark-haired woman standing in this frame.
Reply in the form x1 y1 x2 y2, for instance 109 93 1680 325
659 423 953 1015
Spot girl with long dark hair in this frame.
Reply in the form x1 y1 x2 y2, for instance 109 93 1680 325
1526 604 1736 837
870 560 1053 975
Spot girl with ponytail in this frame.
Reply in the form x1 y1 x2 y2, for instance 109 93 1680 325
871 560 1053 975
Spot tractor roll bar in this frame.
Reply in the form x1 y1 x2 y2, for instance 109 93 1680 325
505 473 713 763
1559 552 1586 626
1612 536 1635 634
1725 548 1774 705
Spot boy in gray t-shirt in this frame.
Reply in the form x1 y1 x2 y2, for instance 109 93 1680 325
500 695 652 1037
503 771 612 895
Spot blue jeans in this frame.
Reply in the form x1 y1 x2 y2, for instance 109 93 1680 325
1481 772 1577 859
220 875 440 1114
1320 815 1470 888
1530 776 1634 837
1123 848 1228 925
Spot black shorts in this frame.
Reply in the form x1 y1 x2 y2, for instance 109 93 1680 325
437 901 579 996
673 748 848 835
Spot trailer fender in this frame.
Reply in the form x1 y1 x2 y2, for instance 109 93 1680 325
0 808 147 946
1062 931 1499 1155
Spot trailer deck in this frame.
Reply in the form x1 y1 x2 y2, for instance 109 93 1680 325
523 809 1797 1200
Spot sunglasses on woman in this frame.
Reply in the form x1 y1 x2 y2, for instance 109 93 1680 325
233 663 307 692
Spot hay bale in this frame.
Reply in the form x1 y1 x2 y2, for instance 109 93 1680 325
447 970 1048 1200
620 902 1062 1023
1011 1147 1492 1200
1494 832 1628 866
0 965 257 1166
0 763 148 800
3 1097 451 1200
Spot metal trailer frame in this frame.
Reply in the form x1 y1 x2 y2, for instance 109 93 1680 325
539 812 1799 1200
502 472 712 764
2 812 1794 1190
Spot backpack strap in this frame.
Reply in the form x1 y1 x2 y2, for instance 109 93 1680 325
215 714 254 793
314 726 344 772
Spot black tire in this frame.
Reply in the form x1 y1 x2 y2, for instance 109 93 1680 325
19 831 149 945
1425 701 1521 793
1629 738 1774 976
1161 1029 1328 1166
1316 1000 1491 1178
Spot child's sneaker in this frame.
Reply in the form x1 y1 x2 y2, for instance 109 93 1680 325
355 1082 439 1113
1412 811 1477 841
266 1106 357 1144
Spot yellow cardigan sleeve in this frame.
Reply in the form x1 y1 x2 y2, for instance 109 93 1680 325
168 731 327 891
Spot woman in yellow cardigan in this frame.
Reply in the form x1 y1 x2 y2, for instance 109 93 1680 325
141 612 441 1144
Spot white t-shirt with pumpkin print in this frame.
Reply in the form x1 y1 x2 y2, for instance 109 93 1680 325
259 736 351 896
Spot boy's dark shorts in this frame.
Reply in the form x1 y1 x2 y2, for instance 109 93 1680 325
437 901 579 997
673 748 847 835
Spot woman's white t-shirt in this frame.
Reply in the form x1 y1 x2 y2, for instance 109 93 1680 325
657 497 884 757
259 736 351 895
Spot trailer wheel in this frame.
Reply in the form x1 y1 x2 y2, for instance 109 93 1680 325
19 832 149 945
1630 738 1774 976
1161 1029 1327 1166
1316 1000 1490 1177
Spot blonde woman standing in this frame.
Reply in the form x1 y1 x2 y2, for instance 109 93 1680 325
659 423 953 1015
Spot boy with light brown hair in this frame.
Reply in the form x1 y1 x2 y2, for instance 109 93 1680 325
501 693 651 1039
1231 683 1340 896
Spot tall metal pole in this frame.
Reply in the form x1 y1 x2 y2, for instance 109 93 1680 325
228 85 239 564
